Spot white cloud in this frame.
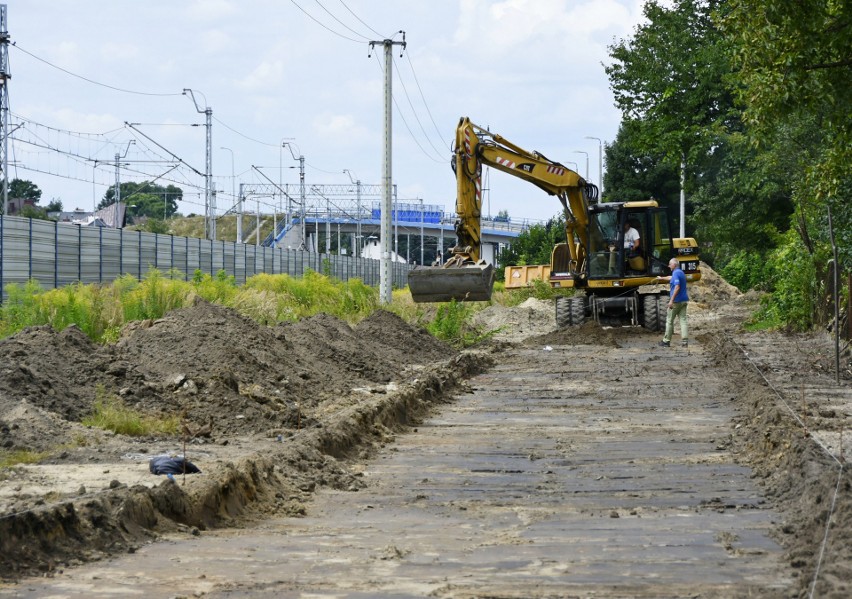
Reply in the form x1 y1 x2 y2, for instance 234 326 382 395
237 60 286 91
199 29 235 54
312 113 374 146
5 0 647 221
184 0 237 21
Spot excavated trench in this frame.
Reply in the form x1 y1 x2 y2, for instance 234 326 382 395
0 272 850 597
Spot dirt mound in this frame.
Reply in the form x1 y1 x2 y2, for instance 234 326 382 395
0 302 459 452
524 319 621 348
471 297 555 342
690 262 741 304
276 313 398 384
0 325 114 423
353 310 455 363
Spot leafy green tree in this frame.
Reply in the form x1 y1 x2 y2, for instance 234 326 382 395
721 0 852 205
718 0 851 327
498 215 566 272
606 0 735 169
8 179 43 203
1 178 43 212
18 205 52 221
603 122 680 209
99 182 181 219
45 199 63 213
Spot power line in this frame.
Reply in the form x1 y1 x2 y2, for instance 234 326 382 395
371 54 444 165
312 0 370 41
337 0 385 38
392 57 448 160
287 0 364 43
11 43 183 97
405 52 450 152
213 116 285 147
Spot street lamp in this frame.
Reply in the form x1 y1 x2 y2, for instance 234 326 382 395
566 161 579 171
584 136 603 197
344 169 362 259
279 138 294 226
572 150 589 180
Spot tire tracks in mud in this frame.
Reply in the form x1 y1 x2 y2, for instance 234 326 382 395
3 325 801 598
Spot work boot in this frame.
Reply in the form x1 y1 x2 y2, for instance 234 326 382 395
658 341 670 347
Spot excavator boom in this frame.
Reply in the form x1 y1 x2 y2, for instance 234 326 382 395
409 117 593 303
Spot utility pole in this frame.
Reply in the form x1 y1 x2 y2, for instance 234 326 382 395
113 141 134 228
298 154 306 249
184 89 214 240
284 143 306 249
0 4 10 215
680 158 686 238
344 169 362 258
369 33 406 305
237 182 244 243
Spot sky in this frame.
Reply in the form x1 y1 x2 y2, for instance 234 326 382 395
3 0 646 224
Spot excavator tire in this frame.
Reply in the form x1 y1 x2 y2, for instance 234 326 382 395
555 296 571 329
570 297 586 326
555 296 586 328
642 294 663 332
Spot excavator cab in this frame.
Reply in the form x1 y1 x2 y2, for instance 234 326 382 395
585 202 673 281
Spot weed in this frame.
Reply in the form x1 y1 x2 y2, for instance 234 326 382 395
0 449 48 469
83 386 180 437
427 299 489 348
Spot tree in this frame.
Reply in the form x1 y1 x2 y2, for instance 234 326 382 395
98 181 182 220
498 215 566 272
606 0 736 168
18 205 52 221
45 199 63 213
603 122 680 211
721 0 852 205
494 210 510 223
2 179 43 203
717 0 851 327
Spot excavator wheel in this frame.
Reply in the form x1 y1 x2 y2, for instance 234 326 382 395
641 294 663 332
555 296 586 328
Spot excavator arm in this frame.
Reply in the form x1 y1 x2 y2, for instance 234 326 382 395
408 117 598 303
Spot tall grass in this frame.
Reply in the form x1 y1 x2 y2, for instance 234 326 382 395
0 268 383 343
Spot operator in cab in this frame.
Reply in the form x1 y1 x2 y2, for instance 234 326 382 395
623 221 640 259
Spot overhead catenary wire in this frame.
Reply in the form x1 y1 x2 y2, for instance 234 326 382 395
11 43 183 97
6 2 451 217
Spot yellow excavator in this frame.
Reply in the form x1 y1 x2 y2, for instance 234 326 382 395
408 117 701 330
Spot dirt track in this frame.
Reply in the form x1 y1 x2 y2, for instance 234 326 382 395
0 270 851 597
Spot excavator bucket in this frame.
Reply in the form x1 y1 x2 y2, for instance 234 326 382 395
408 262 495 303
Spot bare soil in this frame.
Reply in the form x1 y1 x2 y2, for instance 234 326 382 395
1 265 850 597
